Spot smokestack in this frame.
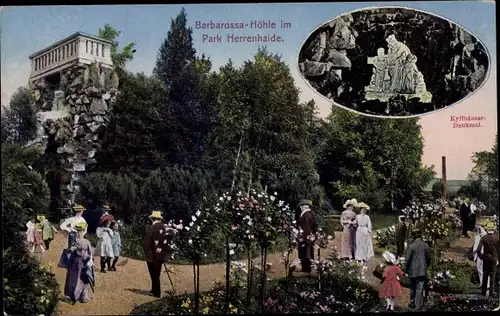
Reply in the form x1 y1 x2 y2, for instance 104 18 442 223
441 156 447 200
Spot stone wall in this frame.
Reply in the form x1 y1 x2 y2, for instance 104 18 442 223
29 62 119 207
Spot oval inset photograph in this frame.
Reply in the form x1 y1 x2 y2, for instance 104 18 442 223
297 6 491 118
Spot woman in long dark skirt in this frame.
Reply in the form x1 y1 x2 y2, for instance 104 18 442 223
64 222 93 304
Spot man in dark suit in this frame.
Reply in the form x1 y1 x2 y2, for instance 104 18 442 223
477 221 499 297
142 210 172 297
395 215 408 259
405 229 431 310
297 199 317 274
459 198 472 238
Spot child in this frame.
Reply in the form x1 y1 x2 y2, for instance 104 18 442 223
109 221 122 271
26 218 36 249
95 220 114 273
379 251 404 311
39 215 58 250
32 217 46 253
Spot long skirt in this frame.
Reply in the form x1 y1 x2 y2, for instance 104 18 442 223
340 225 356 259
26 228 35 244
354 228 374 261
33 230 43 246
64 256 90 302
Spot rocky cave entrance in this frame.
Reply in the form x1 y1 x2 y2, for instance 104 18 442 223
45 170 62 223
45 72 61 90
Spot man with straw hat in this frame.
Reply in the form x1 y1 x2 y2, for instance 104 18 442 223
476 219 498 297
459 198 472 238
405 229 430 310
297 199 317 274
142 210 173 297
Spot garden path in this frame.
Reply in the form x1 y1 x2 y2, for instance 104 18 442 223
37 231 473 315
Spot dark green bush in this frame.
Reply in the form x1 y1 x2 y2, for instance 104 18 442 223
2 144 59 315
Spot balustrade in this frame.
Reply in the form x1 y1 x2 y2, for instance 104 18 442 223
29 32 113 82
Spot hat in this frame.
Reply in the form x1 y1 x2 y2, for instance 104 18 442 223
37 215 46 222
382 251 397 264
343 199 358 209
464 198 470 204
398 215 406 221
483 221 497 232
298 199 313 207
74 222 88 231
411 229 422 238
102 205 111 210
358 202 370 210
72 204 86 212
149 211 163 219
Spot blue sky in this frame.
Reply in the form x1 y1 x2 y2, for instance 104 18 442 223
0 2 497 179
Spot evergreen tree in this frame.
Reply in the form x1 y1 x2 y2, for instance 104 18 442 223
154 8 217 166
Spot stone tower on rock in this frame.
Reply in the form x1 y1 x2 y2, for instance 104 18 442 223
27 32 120 211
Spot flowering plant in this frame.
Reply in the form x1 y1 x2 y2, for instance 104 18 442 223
422 219 452 244
373 225 396 248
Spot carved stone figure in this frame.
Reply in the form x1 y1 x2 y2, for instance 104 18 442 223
365 35 432 103
51 90 66 111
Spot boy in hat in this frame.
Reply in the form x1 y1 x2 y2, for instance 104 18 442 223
99 204 115 226
142 211 173 297
60 204 88 248
297 199 317 274
477 220 499 297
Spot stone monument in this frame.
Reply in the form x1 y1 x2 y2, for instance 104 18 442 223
26 32 119 208
365 35 432 103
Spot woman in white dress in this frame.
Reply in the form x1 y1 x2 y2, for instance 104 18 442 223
472 221 488 287
354 202 375 262
339 199 358 259
95 220 114 273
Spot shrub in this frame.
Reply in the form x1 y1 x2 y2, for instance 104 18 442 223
3 251 59 315
373 225 396 248
2 144 59 315
430 295 497 312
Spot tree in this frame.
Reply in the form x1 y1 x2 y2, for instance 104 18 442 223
1 87 37 145
203 48 327 211
2 143 59 316
92 71 166 174
317 109 433 211
98 24 136 69
153 8 217 166
468 134 498 210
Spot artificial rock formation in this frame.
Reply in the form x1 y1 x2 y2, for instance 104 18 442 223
28 62 119 207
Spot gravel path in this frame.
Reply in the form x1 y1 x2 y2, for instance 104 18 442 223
36 231 473 315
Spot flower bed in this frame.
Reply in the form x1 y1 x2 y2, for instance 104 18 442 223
130 256 382 314
399 258 476 294
430 295 498 312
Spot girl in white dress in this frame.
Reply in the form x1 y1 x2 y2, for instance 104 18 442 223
354 202 375 262
95 220 114 273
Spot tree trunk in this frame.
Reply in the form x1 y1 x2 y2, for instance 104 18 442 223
230 135 244 194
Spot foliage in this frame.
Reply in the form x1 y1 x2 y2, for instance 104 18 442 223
317 109 435 211
92 72 166 173
1 87 37 145
153 7 217 166
430 295 497 312
2 144 59 315
468 134 499 211
98 24 136 69
373 225 396 248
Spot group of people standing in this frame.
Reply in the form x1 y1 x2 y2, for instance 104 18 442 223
339 199 375 262
26 215 58 252
26 203 124 304
459 198 480 238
